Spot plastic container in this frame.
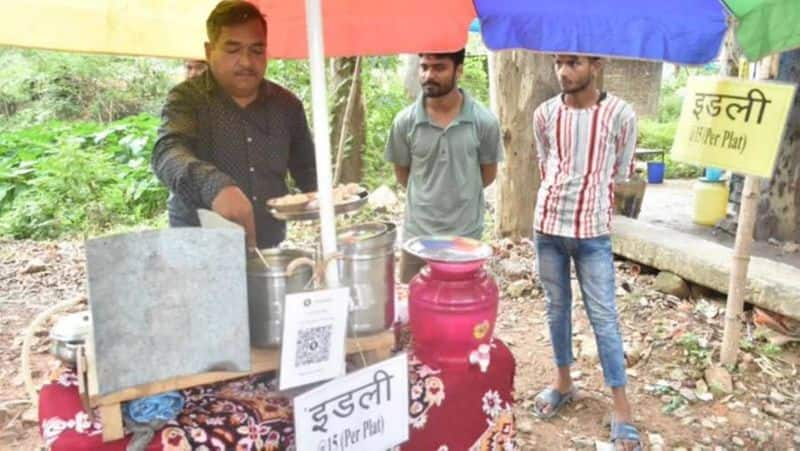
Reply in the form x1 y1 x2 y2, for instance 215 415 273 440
408 257 499 368
693 179 729 226
647 161 665 184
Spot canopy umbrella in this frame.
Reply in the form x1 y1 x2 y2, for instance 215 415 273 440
0 0 474 59
475 0 800 63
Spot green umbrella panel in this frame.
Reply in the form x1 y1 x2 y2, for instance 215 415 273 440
723 0 800 61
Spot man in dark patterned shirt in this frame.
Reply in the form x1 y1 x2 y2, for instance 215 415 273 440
152 0 317 248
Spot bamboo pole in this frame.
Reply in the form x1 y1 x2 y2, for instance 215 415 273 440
719 175 759 364
719 56 775 365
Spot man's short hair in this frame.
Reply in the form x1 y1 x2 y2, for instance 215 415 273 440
206 1 267 44
419 49 466 67
553 54 603 63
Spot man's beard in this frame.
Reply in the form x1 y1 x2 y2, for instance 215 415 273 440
560 75 592 94
422 74 456 98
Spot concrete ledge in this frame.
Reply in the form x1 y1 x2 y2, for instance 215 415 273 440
611 216 800 321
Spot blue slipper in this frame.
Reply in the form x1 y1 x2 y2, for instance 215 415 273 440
531 387 576 419
611 418 642 451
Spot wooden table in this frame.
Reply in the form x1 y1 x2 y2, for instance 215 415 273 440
635 147 666 162
78 330 395 442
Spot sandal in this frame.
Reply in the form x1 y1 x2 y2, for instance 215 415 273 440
530 387 575 419
610 418 642 451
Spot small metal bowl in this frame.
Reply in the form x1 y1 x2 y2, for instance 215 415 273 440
49 311 91 366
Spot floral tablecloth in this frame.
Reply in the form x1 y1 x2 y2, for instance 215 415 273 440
39 341 516 450
39 370 295 450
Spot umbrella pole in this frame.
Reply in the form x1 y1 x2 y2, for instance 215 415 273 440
304 0 340 287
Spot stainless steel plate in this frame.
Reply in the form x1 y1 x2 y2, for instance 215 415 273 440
269 190 368 222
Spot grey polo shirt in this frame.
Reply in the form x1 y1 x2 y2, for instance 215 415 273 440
385 91 503 240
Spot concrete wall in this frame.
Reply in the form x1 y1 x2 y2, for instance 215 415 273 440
603 60 663 119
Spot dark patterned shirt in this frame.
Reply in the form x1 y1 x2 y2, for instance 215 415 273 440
152 71 317 248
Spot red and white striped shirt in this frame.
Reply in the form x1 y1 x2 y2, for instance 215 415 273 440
533 92 637 239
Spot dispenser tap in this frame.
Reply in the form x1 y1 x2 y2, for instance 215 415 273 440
469 344 491 373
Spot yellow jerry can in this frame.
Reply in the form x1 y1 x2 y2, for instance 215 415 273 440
693 179 729 226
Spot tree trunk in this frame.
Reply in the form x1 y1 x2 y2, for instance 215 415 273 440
719 29 743 78
491 51 560 240
402 54 421 101
755 50 800 242
330 57 365 184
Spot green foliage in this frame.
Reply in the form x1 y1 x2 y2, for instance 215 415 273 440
0 114 166 239
637 68 706 179
661 395 687 415
677 332 711 367
638 119 677 151
361 57 406 190
664 154 703 179
758 342 782 357
269 60 311 105
0 48 179 127
461 55 489 107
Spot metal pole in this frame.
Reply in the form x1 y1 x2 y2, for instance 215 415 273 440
304 0 340 286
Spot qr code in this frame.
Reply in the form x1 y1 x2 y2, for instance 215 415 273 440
295 325 332 367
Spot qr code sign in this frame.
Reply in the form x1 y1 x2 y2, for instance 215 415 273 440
295 325 332 367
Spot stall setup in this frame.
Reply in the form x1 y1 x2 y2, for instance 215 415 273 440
2 0 799 450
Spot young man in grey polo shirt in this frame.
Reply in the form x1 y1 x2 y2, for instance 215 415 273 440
385 49 503 283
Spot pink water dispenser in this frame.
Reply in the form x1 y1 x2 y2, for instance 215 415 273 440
405 236 499 368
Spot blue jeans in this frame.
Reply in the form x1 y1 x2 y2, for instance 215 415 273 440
534 233 627 388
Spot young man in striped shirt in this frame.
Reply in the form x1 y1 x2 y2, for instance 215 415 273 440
531 54 640 450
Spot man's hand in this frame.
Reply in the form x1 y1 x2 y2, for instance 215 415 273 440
211 186 256 247
393 165 410 188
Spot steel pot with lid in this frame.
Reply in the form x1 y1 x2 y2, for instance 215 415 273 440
337 222 396 335
49 310 91 366
247 248 314 348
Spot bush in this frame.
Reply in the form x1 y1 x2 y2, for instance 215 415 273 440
362 58 406 190
636 68 705 179
638 119 677 151
0 114 166 239
0 48 179 127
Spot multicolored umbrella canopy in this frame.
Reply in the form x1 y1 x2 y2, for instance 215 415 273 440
475 0 800 63
0 1 796 63
0 0 476 59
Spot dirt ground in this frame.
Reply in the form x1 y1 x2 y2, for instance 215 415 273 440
2 197 800 449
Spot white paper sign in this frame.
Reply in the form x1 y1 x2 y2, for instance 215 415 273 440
279 287 350 391
294 354 410 451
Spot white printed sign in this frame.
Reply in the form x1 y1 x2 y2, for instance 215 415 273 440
279 287 350 391
294 354 410 451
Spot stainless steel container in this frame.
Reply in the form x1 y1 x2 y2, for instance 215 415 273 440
49 311 91 366
337 222 397 335
247 248 314 347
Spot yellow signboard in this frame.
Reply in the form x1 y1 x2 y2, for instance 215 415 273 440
671 76 797 178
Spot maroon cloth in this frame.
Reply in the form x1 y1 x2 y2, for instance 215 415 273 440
38 370 294 450
403 339 517 450
39 340 516 450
